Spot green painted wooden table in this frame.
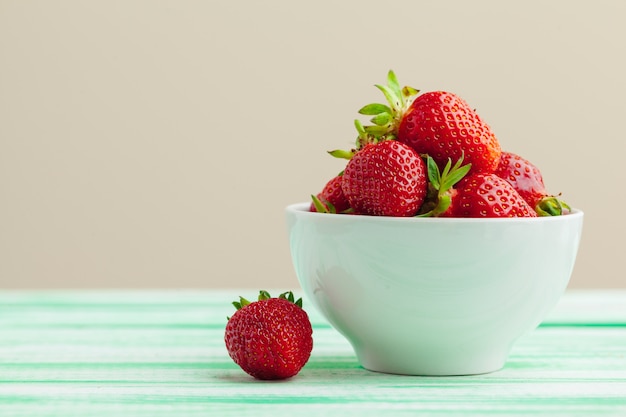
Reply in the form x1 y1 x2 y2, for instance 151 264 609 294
1 290 625 416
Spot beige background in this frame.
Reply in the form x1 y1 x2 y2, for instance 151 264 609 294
0 0 623 289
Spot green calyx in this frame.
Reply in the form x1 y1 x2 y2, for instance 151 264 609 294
354 118 381 149
310 193 353 215
311 194 337 214
536 195 571 216
328 70 417 162
327 149 354 160
231 290 303 311
278 291 303 308
232 296 251 311
327 119 378 161
417 155 471 217
358 70 420 141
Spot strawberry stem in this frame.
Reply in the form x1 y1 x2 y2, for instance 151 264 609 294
417 155 471 217
357 70 420 142
536 195 571 216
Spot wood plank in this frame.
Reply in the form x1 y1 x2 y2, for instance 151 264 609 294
0 290 625 416
2 289 625 325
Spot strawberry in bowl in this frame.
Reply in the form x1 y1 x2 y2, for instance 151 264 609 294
313 70 570 219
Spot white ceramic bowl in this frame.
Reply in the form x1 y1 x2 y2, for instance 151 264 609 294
285 202 584 376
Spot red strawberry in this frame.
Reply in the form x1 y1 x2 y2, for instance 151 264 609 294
358 71 501 174
494 151 570 216
341 139 427 217
224 291 313 380
309 174 351 213
453 173 537 218
399 91 501 174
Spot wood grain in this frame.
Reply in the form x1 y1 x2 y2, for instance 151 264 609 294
1 290 625 416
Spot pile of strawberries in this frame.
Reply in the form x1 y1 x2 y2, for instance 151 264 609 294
311 71 569 218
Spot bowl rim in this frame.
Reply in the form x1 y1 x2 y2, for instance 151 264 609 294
286 202 583 223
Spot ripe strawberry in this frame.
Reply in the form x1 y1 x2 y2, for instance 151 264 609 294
453 173 537 218
224 290 313 380
358 70 501 174
309 174 351 213
341 139 427 217
494 151 570 216
399 92 501 174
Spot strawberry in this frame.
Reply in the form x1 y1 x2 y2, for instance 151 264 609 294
358 70 501 174
341 139 427 217
224 290 313 380
309 174 351 213
494 151 570 216
453 173 537 218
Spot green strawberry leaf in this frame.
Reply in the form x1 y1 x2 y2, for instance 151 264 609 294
386 70 403 106
402 86 419 100
375 83 401 113
364 124 392 136
233 296 251 310
370 112 392 126
440 158 452 180
419 155 471 217
359 103 392 116
311 194 329 213
354 119 382 148
355 118 367 135
441 157 471 191
427 156 441 190
279 291 303 308
327 149 354 160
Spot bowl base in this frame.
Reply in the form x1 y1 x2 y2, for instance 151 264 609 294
355 347 508 376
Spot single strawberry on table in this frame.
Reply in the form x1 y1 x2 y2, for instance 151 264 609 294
358 70 501 175
224 290 313 380
494 151 570 216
